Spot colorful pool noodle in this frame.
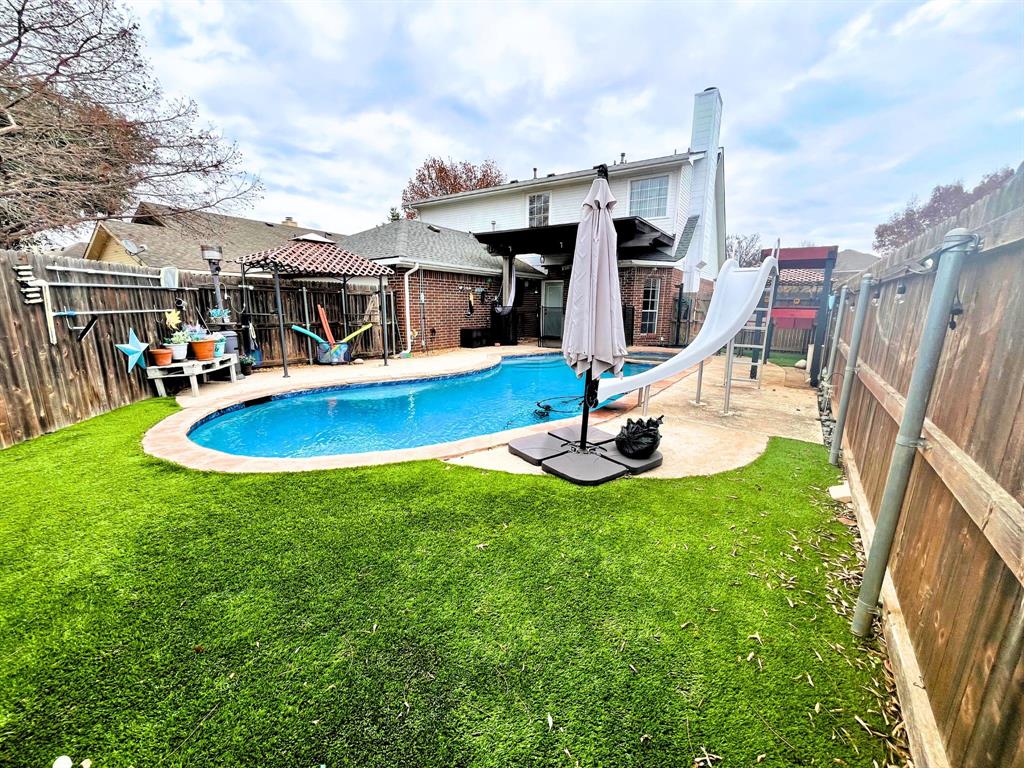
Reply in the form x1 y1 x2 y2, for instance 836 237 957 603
339 323 373 344
291 324 327 345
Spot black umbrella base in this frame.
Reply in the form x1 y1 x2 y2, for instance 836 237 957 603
507 429 662 486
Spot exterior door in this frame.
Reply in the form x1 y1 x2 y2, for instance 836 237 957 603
541 280 564 338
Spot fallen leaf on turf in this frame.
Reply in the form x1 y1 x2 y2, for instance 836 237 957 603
547 713 553 731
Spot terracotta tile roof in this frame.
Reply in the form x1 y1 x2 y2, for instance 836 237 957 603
238 235 393 277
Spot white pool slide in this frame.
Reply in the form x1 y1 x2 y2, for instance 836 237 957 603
597 256 779 400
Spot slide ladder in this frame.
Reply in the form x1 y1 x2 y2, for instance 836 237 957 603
598 256 779 406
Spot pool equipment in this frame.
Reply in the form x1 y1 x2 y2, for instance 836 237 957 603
291 322 374 365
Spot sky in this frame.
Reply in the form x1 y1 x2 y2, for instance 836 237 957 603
130 0 1023 252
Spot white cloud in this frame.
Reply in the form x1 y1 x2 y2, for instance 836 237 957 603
127 0 1022 251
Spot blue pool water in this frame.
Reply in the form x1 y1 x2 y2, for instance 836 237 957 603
189 354 652 457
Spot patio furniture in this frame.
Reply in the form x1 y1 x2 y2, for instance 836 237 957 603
146 353 238 397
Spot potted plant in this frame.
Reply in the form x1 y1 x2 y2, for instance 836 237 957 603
185 324 215 361
239 353 256 376
209 307 232 324
150 346 173 366
211 331 226 358
165 329 190 361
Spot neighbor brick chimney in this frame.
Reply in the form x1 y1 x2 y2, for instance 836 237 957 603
282 216 298 226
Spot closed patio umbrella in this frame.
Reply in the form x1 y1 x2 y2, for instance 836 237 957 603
562 165 627 450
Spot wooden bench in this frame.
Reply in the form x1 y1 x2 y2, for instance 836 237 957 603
147 353 237 397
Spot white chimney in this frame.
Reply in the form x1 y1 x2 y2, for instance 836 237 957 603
680 87 725 293
690 87 722 153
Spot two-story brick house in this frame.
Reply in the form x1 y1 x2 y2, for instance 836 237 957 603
410 87 727 347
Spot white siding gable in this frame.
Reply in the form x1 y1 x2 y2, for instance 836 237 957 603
418 166 684 235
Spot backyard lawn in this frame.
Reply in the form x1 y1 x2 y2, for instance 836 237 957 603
1 400 894 767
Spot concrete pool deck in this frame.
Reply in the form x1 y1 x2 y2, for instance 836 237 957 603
448 356 821 478
142 345 821 476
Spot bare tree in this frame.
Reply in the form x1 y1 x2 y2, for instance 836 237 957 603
401 156 506 217
0 0 260 246
873 167 1013 254
725 233 762 267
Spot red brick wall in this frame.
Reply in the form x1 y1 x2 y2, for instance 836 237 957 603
392 268 499 352
619 266 684 345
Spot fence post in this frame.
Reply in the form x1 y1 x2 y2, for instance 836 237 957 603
851 229 977 637
829 273 873 465
825 284 848 385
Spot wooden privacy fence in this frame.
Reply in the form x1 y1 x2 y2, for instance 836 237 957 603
827 168 1023 768
0 250 399 448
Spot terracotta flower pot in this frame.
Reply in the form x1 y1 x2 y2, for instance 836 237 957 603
150 347 173 366
189 338 216 361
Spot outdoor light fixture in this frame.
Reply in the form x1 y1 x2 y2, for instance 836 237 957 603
895 282 907 305
201 244 223 272
871 287 881 307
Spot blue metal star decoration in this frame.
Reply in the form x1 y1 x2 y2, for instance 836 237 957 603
115 328 149 373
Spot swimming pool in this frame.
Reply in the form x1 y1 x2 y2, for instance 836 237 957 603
188 354 651 458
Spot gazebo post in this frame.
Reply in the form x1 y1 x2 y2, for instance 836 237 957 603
378 275 388 366
273 265 290 378
341 278 350 339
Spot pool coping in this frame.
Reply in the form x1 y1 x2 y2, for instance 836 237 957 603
142 350 693 473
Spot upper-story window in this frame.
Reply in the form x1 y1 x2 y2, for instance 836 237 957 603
629 175 669 219
528 192 550 227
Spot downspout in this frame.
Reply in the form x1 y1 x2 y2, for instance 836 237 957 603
402 263 420 356
851 229 978 637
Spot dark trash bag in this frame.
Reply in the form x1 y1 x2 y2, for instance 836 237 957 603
615 416 664 459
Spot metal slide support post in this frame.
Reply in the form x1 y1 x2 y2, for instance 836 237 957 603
825 285 848 385
378 275 389 366
828 273 873 465
301 286 313 364
851 229 975 637
273 266 290 378
641 385 651 417
693 360 704 405
722 339 735 415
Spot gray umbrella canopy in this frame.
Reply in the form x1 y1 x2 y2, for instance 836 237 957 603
561 177 628 378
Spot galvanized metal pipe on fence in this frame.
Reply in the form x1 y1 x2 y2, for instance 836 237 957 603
851 229 977 637
828 273 874 466
825 284 848 385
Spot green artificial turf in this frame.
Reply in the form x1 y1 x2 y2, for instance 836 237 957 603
1 400 890 767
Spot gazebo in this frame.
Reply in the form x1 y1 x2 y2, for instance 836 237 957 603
238 233 394 378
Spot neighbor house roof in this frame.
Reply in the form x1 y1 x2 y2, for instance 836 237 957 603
85 204 346 273
239 234 392 278
833 249 879 281
410 152 700 208
341 219 544 277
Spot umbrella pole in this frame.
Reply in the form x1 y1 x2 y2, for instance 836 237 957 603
579 369 593 451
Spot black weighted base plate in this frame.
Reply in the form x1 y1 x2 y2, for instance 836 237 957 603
600 444 663 473
508 433 572 465
541 451 629 486
547 424 616 445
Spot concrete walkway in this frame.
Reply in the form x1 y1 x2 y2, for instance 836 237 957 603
447 356 822 479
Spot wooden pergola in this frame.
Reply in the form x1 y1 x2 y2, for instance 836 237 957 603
238 234 394 377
